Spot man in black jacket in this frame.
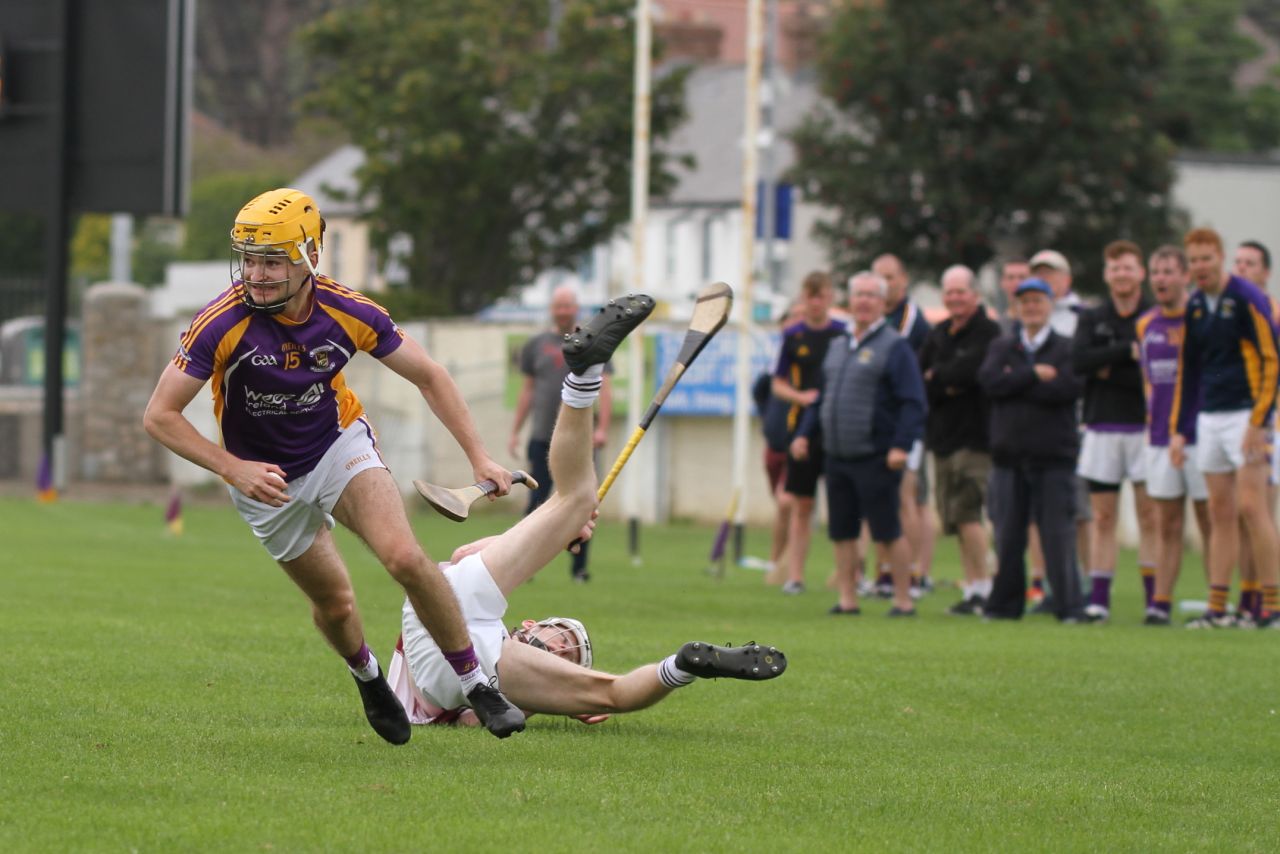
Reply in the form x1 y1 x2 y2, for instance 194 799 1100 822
979 278 1085 621
919 265 1001 614
1072 240 1157 622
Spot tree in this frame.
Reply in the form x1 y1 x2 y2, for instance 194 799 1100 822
69 214 111 283
789 0 1182 286
195 0 357 148
302 0 689 315
1156 0 1280 151
182 172 290 261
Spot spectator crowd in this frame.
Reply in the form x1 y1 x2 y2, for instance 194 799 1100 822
760 229 1280 629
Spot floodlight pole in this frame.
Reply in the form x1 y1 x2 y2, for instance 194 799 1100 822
625 0 652 565
761 0 779 297
42 0 72 490
731 0 764 563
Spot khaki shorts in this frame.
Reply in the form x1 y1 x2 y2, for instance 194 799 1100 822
228 417 387 561
934 449 991 535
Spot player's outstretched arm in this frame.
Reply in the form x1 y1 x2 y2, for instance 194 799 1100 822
380 336 511 495
143 364 289 505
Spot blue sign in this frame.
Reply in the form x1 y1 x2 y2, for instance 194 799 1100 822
755 182 793 240
654 328 780 416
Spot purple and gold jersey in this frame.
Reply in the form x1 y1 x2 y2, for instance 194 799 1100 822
173 276 405 481
1174 274 1278 435
1136 306 1189 446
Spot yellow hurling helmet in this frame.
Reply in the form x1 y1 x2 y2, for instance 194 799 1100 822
230 188 324 263
229 188 325 314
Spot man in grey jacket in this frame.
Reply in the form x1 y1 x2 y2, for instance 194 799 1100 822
792 272 927 616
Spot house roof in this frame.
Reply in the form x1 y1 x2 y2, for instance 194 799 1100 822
661 64 821 205
293 144 366 217
290 67 825 214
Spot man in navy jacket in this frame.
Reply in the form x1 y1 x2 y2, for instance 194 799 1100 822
793 272 926 616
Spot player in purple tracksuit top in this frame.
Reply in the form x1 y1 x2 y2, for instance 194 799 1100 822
144 188 525 743
1135 245 1210 625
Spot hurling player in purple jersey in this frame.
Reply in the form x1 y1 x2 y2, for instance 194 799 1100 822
1231 240 1275 625
1136 246 1211 625
144 188 524 743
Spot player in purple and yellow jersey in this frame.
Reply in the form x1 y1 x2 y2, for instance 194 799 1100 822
1232 240 1275 625
143 188 525 743
1170 227 1280 628
771 272 848 595
1136 246 1211 625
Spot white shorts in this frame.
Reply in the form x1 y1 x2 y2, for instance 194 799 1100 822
1076 429 1146 485
907 439 924 473
400 553 509 712
228 417 387 561
1195 410 1255 474
1143 444 1208 502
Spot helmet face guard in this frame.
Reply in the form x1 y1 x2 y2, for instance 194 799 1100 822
229 188 324 315
513 617 593 669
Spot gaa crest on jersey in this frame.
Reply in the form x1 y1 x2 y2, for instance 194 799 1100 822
857 347 875 364
1221 299 1235 319
309 344 336 372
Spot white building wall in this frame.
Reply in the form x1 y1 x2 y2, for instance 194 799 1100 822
1173 156 1280 298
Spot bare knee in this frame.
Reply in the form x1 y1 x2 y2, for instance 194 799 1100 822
312 590 356 628
1238 490 1269 522
381 541 430 587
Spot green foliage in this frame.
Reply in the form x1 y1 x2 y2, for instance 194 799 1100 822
68 214 111 282
131 219 183 287
194 0 358 147
302 0 689 316
1155 0 1280 151
182 172 291 262
790 1 1181 286
3 498 1278 850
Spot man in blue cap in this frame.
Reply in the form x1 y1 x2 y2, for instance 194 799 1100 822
978 278 1085 621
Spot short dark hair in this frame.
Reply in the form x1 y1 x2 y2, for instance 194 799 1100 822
1149 244 1187 272
1104 240 1143 263
1240 240 1271 271
800 271 832 297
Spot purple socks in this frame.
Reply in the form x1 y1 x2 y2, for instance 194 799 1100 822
344 642 371 670
1088 573 1113 608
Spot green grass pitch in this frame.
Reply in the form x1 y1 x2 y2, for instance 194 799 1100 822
2 496 1276 852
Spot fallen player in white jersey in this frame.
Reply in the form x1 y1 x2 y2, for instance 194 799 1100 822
389 294 787 726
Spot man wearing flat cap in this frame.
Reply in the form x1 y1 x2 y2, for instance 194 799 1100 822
978 278 1085 621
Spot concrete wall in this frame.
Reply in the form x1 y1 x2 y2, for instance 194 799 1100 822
80 282 166 482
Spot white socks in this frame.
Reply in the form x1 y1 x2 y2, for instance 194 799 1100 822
458 665 489 693
562 363 604 408
348 652 380 682
963 579 993 599
658 655 696 689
